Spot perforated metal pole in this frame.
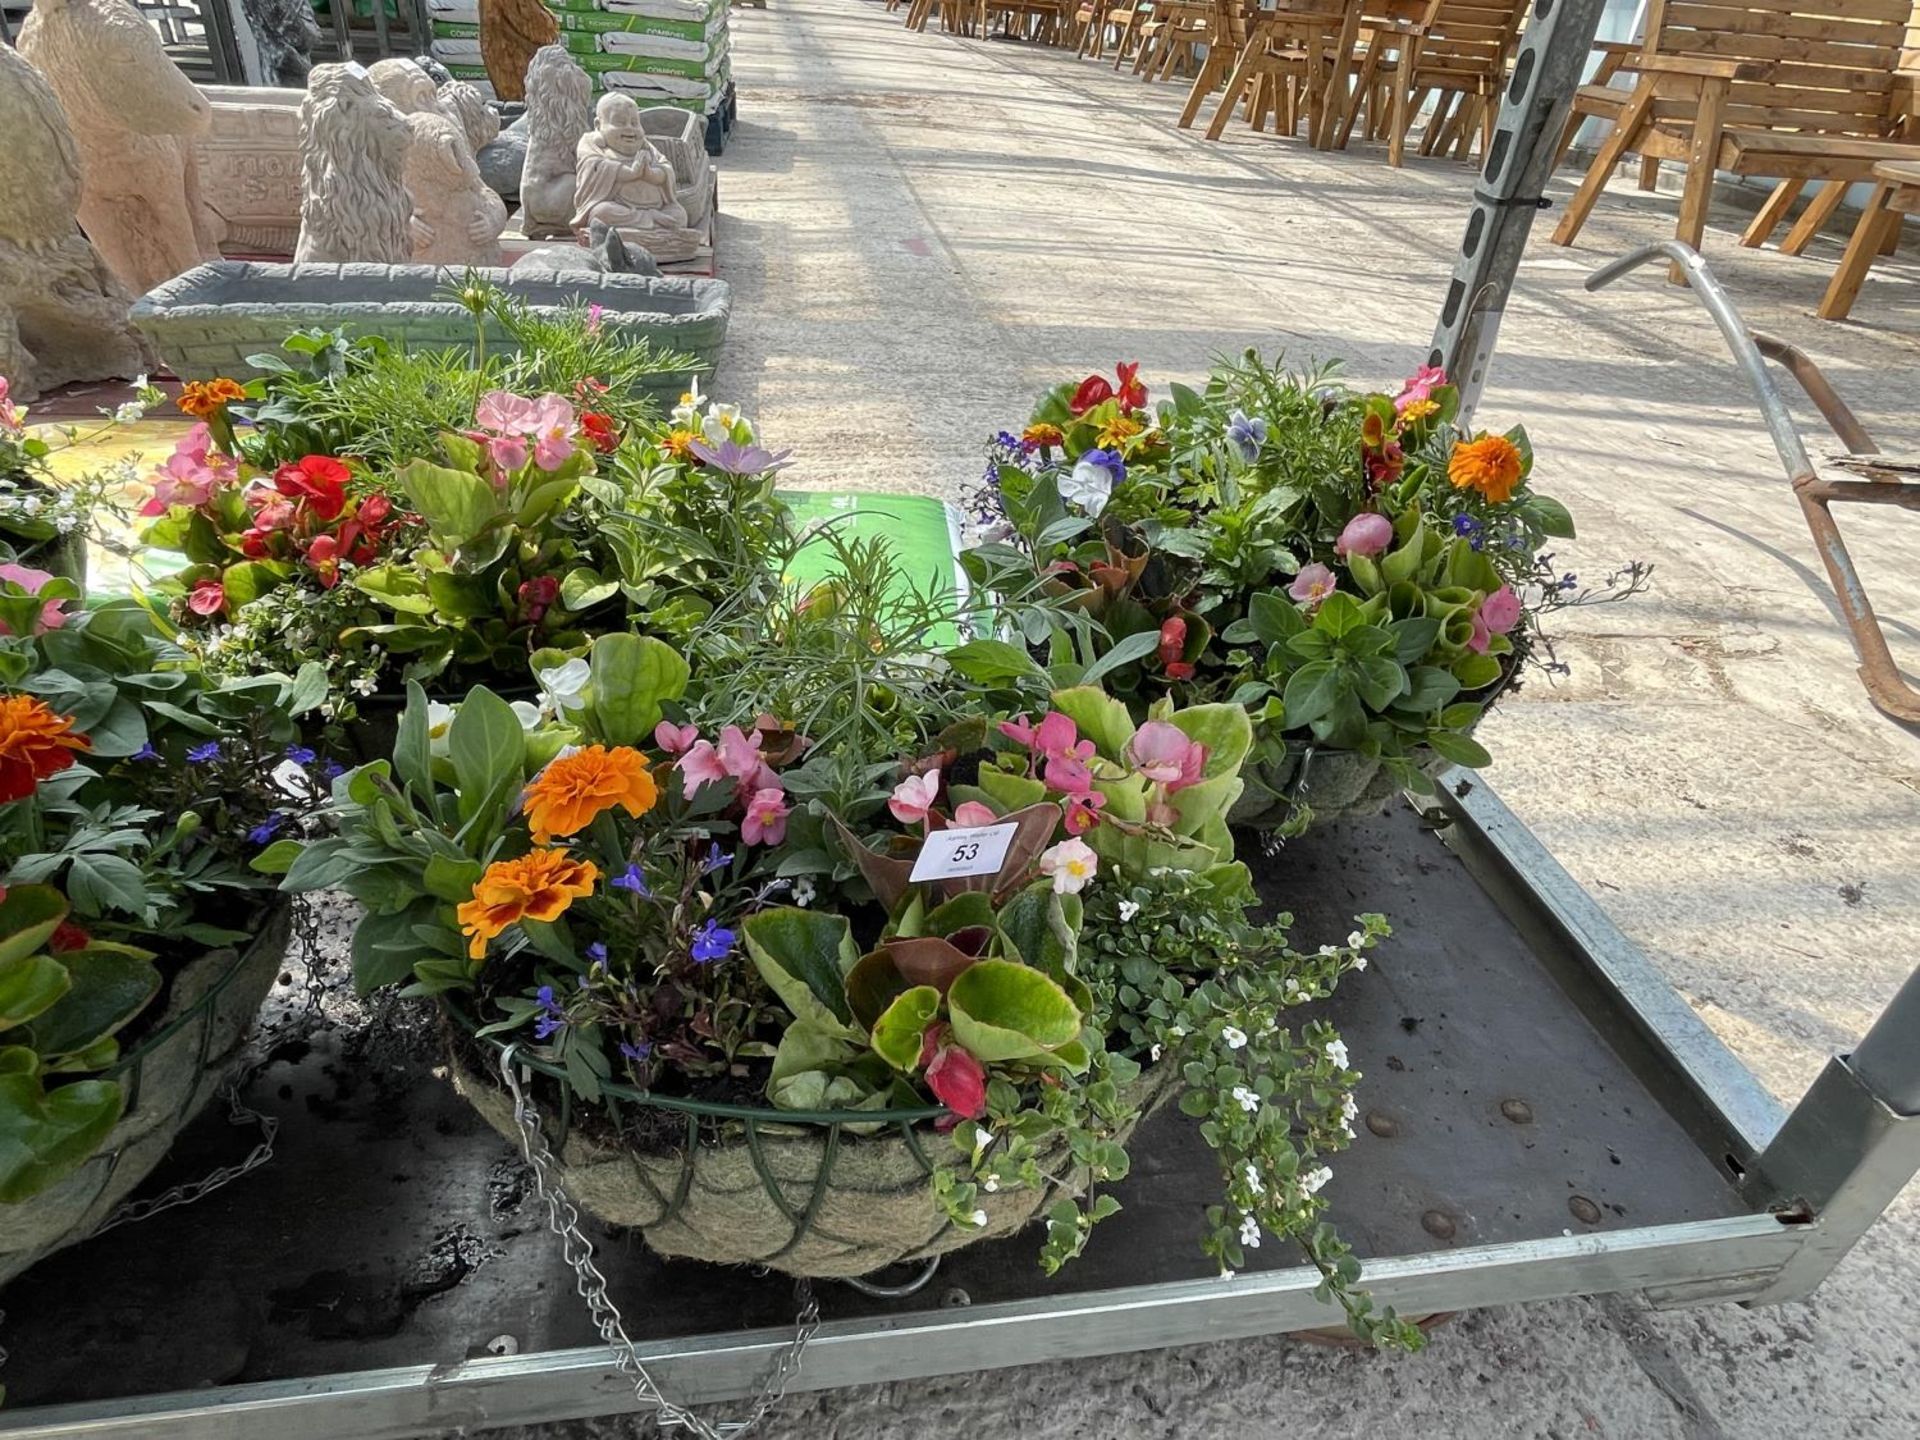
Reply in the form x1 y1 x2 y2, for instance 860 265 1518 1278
1428 0 1611 425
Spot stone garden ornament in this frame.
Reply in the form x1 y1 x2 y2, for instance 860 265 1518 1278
519 45 592 240
294 64 415 265
405 112 510 265
571 93 702 264
0 44 151 399
18 0 225 295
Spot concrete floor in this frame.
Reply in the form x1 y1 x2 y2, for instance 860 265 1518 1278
492 2 1920 1435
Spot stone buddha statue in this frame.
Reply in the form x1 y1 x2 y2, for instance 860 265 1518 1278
570 92 701 263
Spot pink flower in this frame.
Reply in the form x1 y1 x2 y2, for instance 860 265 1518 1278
187 578 226 617
1480 584 1522 635
888 767 941 827
741 787 791 846
1467 610 1491 654
1335 512 1394 559
1125 721 1207 791
1064 791 1106 834
1289 562 1337 607
0 563 68 635
654 721 699 756
1395 363 1448 412
677 739 729 800
924 1040 988 1119
952 800 999 827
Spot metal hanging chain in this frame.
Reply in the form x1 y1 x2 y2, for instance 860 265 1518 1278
92 1078 280 1236
498 1046 821 1440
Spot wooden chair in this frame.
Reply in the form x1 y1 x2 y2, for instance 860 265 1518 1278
1190 0 1361 146
1550 0 1920 266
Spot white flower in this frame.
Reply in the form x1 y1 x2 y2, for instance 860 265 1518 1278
1301 1165 1332 1195
1243 1162 1264 1195
1325 1038 1349 1070
1060 456 1116 515
1347 930 1366 948
791 877 816 907
1238 1215 1262 1248
1231 1085 1260 1114
537 659 592 715
1117 899 1141 923
509 700 543 730
1149 1042 1163 1062
1037 838 1099 895
1222 1026 1248 1050
969 1208 988 1227
426 701 456 756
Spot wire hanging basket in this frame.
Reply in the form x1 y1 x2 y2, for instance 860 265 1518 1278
0 901 291 1287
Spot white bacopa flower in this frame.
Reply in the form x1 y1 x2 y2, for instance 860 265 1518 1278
1222 1025 1248 1050
969 1209 988 1227
1325 1038 1349 1070
537 658 592 715
1238 1215 1262 1248
1118 899 1141 922
1231 1085 1260 1114
1243 1162 1264 1195
1301 1165 1333 1195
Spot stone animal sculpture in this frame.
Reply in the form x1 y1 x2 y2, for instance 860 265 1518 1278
441 79 501 157
238 0 320 85
18 0 225 295
519 45 592 240
294 63 415 265
478 0 557 104
405 112 509 265
0 44 152 400
510 220 662 278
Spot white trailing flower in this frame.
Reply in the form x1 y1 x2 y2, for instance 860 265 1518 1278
1222 1025 1248 1050
1231 1085 1260 1114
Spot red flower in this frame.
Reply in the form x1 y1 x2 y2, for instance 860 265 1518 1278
1069 374 1114 416
925 1040 988 1120
273 455 350 521
1114 361 1147 412
580 412 619 454
49 920 90 953
187 579 226 617
304 534 341 588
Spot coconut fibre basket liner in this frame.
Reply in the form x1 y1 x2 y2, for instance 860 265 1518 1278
0 902 291 1287
451 1018 1177 1280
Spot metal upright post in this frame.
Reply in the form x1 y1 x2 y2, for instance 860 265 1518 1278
1427 0 1611 425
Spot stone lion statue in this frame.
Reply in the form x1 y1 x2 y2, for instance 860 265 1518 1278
0 43 152 399
17 0 224 295
294 63 414 265
519 44 592 240
441 79 501 157
404 111 508 266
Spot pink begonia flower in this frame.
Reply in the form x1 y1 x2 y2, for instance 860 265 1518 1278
1467 610 1492 654
888 767 941 827
952 800 999 827
654 721 699 756
1064 791 1106 834
1125 721 1207 791
1289 562 1337 607
677 739 729 800
997 714 1037 748
141 424 236 516
1394 363 1448 413
1037 838 1098 895
187 578 226 618
1334 512 1394 559
741 787 791 846
1480 584 1522 635
0 563 68 635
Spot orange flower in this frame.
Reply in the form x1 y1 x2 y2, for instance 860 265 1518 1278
176 378 247 419
1448 434 1523 505
522 745 657 844
664 429 702 461
0 695 90 803
1022 423 1065 448
457 848 600 959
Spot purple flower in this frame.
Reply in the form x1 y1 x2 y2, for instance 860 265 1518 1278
131 742 160 763
186 741 221 764
1226 410 1268 464
690 919 735 964
688 436 794 477
612 863 649 895
248 811 285 845
286 744 317 766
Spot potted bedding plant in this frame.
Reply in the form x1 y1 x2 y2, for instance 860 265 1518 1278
0 598 317 1284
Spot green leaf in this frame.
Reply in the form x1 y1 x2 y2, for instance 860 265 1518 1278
0 886 69 965
0 1073 125 1203
25 950 161 1059
448 687 527 829
589 633 689 746
870 986 941 1072
741 908 861 1034
0 954 70 1031
943 638 1049 686
947 960 1080 1063
1426 730 1493 768
398 458 503 550
1282 660 1343 728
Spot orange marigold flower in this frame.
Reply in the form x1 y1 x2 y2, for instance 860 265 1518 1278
1022 423 1065 449
664 429 702 461
1448 434 1523 505
176 378 247 419
457 848 600 960
1097 413 1145 449
0 695 91 803
522 745 658 844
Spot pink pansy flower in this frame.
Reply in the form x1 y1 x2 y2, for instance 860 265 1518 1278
1394 363 1448 413
1467 611 1492 654
1125 721 1207 791
1063 790 1106 835
654 721 699 756
1480 584 1522 635
0 563 69 635
952 800 999 827
888 768 941 827
741 788 791 846
187 578 226 617
1334 512 1394 559
676 739 729 800
1289 562 1337 607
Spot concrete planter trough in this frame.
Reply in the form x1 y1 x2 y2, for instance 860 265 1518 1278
132 262 730 404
